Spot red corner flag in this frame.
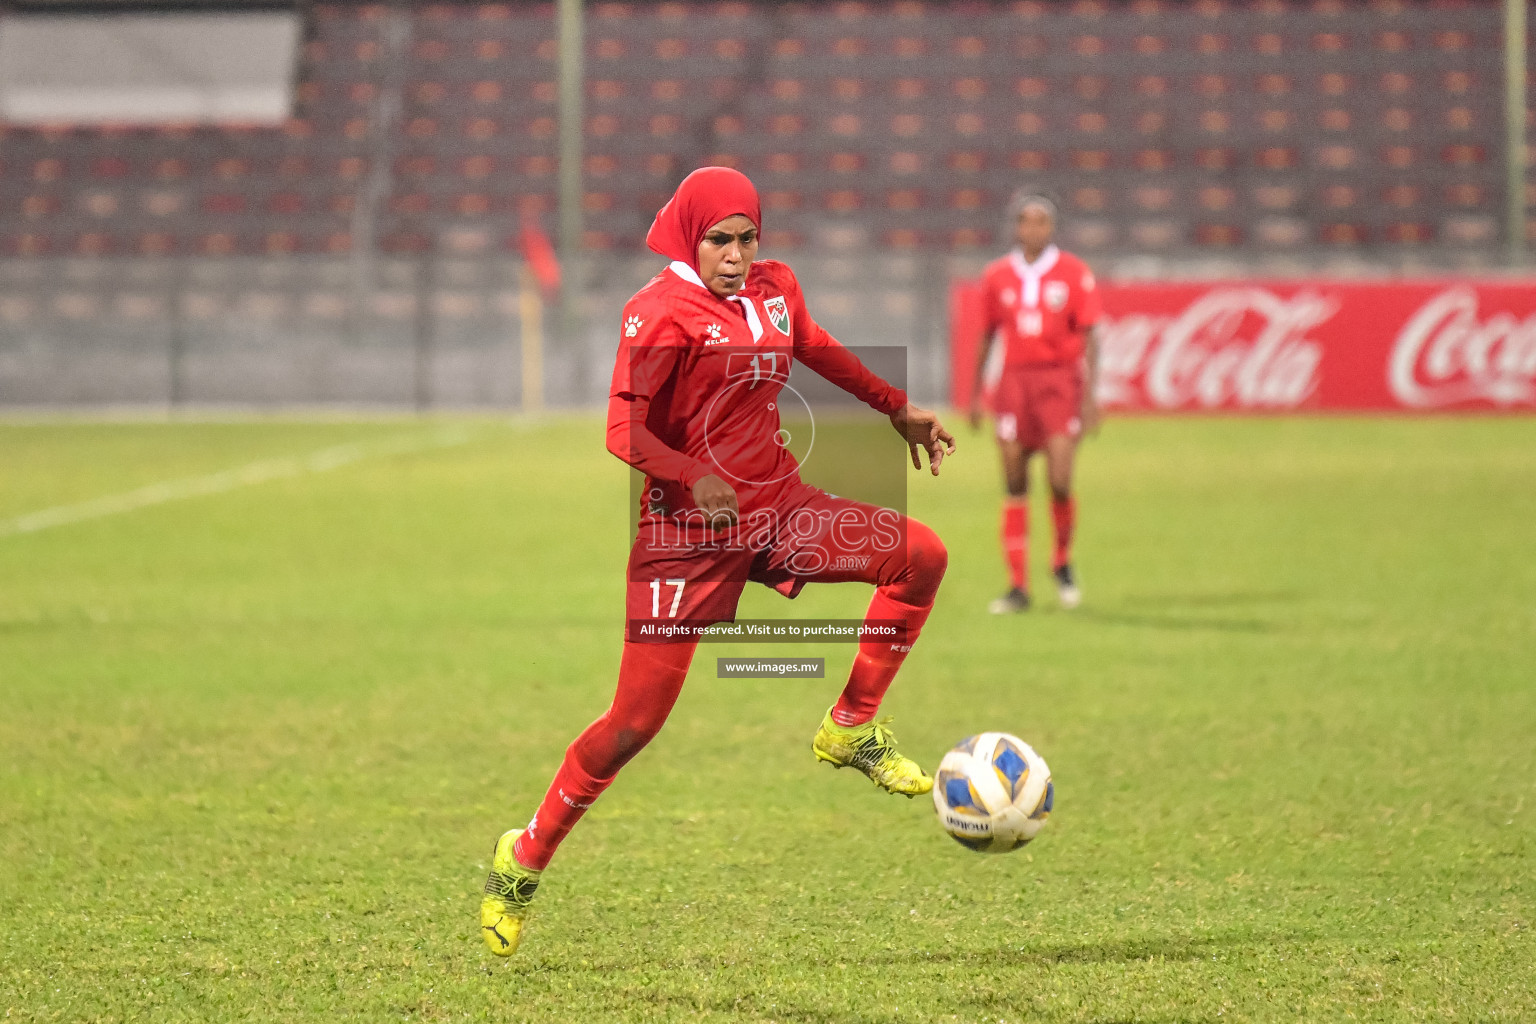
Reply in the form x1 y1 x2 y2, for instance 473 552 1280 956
518 216 561 301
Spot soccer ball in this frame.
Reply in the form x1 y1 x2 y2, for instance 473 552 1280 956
933 732 1053 853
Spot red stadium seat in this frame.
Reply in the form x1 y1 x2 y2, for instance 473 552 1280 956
764 153 801 174
1445 183 1489 209
1384 222 1434 244
200 232 240 255
138 233 176 256
1198 186 1237 212
644 154 678 176
763 190 803 212
264 232 301 255
21 194 61 218
380 231 430 254
1440 143 1486 167
1254 218 1307 247
1194 224 1242 246
454 194 492 216
1070 150 1111 172
824 190 863 213
390 193 432 215
1194 148 1237 171
828 152 866 174
202 194 246 215
948 227 992 248
1433 28 1473 52
1071 186 1109 213
1441 216 1497 246
949 188 987 211
761 229 805 249
74 232 117 256
1133 185 1176 212
1313 145 1357 170
946 151 985 173
1319 223 1368 244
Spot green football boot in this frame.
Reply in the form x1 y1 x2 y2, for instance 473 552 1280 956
480 829 541 957
812 708 933 797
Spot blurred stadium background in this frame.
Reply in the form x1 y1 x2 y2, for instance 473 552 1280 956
0 0 1529 408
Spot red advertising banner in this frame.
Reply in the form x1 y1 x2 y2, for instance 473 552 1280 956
950 279 1536 413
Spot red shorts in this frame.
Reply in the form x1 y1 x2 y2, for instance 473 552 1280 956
992 364 1083 451
625 481 912 643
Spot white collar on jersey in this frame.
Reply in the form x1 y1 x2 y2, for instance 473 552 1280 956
667 260 764 342
1008 245 1060 309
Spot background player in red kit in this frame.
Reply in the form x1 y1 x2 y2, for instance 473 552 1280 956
968 193 1102 614
479 167 957 957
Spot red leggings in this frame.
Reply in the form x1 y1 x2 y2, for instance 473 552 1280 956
514 517 946 870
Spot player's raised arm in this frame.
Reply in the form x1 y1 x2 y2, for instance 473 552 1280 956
605 314 738 526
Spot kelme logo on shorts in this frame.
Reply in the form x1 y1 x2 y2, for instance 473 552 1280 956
765 296 790 336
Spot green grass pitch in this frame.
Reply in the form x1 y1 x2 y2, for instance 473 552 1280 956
2 414 1533 1023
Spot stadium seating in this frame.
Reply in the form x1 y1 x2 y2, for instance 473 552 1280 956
0 0 1521 260
0 0 1525 404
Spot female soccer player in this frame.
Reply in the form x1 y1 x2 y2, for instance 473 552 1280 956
968 193 1101 613
480 166 957 956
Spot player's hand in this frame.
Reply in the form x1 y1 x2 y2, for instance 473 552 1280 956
1082 397 1102 437
692 473 739 530
967 402 984 433
890 403 957 476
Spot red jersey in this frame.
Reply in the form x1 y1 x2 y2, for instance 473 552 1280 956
980 245 1101 367
608 259 907 520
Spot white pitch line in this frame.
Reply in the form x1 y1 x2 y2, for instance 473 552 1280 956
0 424 479 539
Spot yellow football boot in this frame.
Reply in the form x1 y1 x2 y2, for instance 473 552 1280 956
480 829 542 957
812 708 933 797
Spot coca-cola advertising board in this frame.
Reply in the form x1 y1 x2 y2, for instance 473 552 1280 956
949 280 1536 413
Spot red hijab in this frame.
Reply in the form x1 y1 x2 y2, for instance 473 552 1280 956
645 166 762 275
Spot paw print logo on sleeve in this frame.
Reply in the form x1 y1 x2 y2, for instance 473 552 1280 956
624 315 644 338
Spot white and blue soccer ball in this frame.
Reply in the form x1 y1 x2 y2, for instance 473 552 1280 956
933 732 1053 853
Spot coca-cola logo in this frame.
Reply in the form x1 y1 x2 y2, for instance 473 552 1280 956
1389 287 1536 407
1099 288 1333 409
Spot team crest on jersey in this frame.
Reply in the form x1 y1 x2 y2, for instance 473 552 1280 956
1044 281 1070 311
764 296 790 336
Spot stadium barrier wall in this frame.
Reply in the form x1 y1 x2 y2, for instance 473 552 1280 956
950 279 1536 414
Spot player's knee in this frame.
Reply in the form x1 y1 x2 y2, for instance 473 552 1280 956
906 519 948 589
